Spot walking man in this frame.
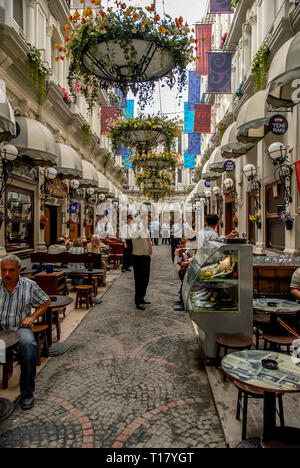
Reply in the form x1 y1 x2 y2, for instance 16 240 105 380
0 255 50 410
121 214 133 272
130 214 152 310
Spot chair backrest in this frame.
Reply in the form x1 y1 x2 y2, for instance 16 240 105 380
31 252 102 270
111 243 123 255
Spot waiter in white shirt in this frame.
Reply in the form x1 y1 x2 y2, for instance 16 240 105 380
95 215 115 239
171 219 183 263
129 213 152 310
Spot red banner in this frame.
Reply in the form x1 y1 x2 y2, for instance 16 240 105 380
194 104 211 133
295 160 300 195
195 24 212 76
101 106 118 134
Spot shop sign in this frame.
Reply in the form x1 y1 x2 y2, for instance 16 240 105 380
269 114 288 136
204 180 211 188
47 178 68 198
224 160 235 172
12 161 38 183
70 202 78 214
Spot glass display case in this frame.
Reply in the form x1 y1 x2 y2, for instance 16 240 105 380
182 242 253 359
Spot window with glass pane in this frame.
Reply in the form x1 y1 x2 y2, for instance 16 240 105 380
266 183 285 251
5 188 33 250
13 0 23 30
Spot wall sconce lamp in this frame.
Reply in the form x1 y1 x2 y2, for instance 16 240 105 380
266 142 293 205
40 166 57 210
242 164 261 210
0 144 18 196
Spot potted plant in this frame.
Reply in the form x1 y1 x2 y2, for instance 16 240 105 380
40 214 48 230
57 2 195 110
249 213 262 229
280 211 294 230
59 85 73 106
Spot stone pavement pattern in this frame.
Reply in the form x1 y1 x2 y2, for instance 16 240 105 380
0 246 226 448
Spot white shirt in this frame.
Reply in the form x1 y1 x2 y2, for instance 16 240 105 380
173 222 182 238
96 220 115 238
197 227 222 249
162 223 170 236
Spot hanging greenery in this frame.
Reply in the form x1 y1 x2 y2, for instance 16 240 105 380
251 41 270 93
27 43 51 103
131 150 182 172
82 123 92 146
107 114 182 153
136 170 173 186
56 1 195 111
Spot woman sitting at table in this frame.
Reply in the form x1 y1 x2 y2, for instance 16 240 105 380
86 235 108 287
68 238 85 287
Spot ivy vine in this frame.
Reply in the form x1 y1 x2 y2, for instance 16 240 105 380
27 43 51 103
251 41 270 93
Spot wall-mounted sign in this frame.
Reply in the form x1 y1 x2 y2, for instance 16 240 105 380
69 202 78 214
204 180 211 188
269 114 288 136
224 160 235 172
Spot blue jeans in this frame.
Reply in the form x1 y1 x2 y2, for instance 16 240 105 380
15 329 37 397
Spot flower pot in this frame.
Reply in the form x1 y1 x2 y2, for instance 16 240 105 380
257 222 262 229
40 223 45 230
285 220 293 230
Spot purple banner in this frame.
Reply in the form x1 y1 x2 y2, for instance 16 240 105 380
210 0 233 14
188 71 201 111
208 53 232 94
188 133 201 155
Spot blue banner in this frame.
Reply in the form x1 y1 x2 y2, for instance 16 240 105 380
188 133 201 155
188 71 201 111
123 154 133 170
184 152 195 169
184 102 195 134
117 145 129 157
124 99 134 119
115 87 127 109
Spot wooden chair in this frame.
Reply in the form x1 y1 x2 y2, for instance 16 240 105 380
110 243 123 269
235 381 284 440
75 285 93 310
2 348 19 390
262 334 295 354
215 333 253 381
83 276 98 297
32 324 49 366
253 313 271 349
51 307 66 342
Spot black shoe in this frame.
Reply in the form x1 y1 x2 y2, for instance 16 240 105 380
142 300 151 304
126 269 132 272
20 396 34 411
136 304 145 310
122 269 126 272
174 305 185 311
174 300 183 305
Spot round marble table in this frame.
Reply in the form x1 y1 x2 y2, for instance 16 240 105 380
253 298 300 330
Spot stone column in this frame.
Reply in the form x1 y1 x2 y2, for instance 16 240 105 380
255 140 266 253
35 168 47 252
26 0 36 45
45 22 52 68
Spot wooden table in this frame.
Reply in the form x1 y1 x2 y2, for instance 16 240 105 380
222 349 300 447
253 298 300 330
34 270 67 295
0 330 20 421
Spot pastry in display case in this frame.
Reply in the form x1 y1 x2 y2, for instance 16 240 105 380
182 241 253 359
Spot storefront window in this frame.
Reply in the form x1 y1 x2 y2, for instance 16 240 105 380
5 187 33 251
266 183 285 251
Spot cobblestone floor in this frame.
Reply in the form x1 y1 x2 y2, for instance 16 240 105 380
0 245 226 448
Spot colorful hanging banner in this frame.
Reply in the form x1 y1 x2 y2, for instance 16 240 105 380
184 152 195 169
115 87 127 109
184 102 195 134
123 155 133 170
101 106 118 134
188 71 201 111
188 133 201 155
194 104 211 134
195 23 212 76
207 52 232 94
210 0 234 14
117 145 129 157
295 160 300 195
124 99 134 119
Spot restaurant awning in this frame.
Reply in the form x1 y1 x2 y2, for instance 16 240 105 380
201 160 222 181
208 147 226 173
236 90 270 144
267 32 300 109
220 122 254 159
10 116 58 166
79 160 98 188
195 180 206 199
56 144 83 179
108 181 117 198
95 171 109 193
0 79 16 143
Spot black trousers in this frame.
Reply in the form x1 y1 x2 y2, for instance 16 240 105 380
171 237 181 263
122 239 133 271
132 255 151 306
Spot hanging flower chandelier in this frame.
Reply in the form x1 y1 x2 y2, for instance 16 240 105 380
107 114 182 153
130 150 183 171
58 1 195 110
136 170 173 186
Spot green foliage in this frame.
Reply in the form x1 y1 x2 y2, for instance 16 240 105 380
231 0 239 9
82 124 92 146
251 41 270 93
27 43 51 103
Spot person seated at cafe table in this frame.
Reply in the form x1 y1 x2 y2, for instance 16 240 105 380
68 238 85 287
86 235 109 287
48 238 67 255
0 255 50 410
63 234 73 251
290 267 300 302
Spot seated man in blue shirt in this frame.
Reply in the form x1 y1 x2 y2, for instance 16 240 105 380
0 255 50 410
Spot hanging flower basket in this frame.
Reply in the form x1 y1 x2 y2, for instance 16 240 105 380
59 2 195 110
280 211 294 230
131 150 182 171
107 115 182 153
136 169 173 186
